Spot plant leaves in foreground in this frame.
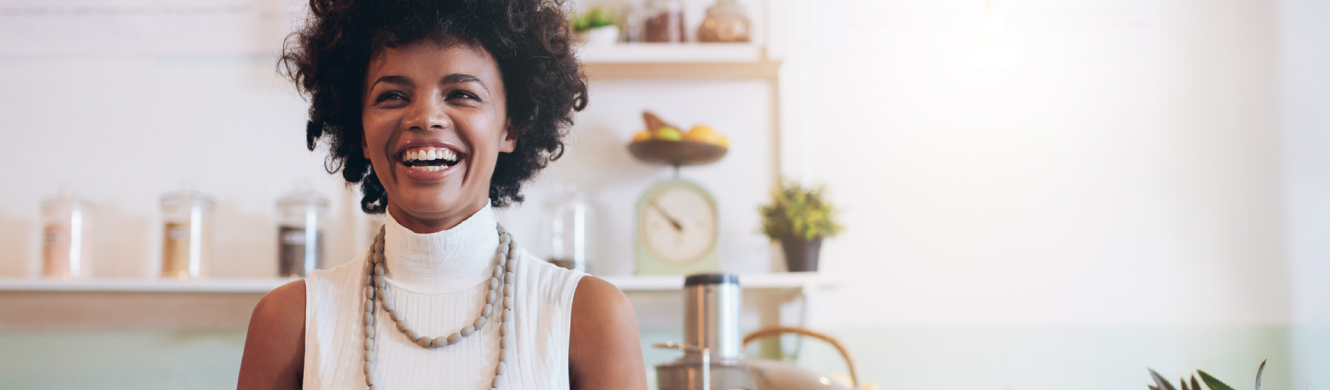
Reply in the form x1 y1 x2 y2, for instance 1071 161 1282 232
1198 370 1237 390
1149 369 1178 390
1255 360 1266 390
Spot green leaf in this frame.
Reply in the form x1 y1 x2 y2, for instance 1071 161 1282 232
1191 375 1202 390
1149 369 1177 390
1255 360 1266 390
1197 370 1236 390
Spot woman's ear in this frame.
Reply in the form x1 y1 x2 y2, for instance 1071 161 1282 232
361 132 370 159
500 120 517 153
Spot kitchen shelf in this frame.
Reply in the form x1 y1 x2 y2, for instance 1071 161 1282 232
0 272 841 294
576 43 764 64
601 272 842 291
0 278 293 293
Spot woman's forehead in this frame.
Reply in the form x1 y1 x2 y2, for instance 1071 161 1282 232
365 41 501 85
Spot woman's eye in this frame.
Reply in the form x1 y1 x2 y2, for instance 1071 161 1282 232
448 91 480 101
374 91 407 104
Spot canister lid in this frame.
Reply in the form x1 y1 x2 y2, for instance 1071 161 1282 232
684 273 738 286
160 191 215 210
277 189 330 209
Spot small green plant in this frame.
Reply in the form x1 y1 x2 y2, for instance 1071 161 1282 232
571 7 615 32
759 180 844 241
1148 360 1266 390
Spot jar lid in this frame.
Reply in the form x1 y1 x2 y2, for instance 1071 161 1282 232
160 191 215 210
684 273 739 286
41 193 91 212
278 190 330 209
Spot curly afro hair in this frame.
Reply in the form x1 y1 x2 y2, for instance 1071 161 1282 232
281 0 587 212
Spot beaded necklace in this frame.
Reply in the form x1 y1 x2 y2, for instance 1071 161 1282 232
360 224 517 390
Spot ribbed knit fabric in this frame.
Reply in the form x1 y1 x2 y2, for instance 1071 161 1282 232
303 204 585 389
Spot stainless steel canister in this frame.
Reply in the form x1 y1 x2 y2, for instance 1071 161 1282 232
683 273 741 361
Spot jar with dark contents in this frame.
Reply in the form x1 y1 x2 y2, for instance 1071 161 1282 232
276 190 328 278
644 0 685 43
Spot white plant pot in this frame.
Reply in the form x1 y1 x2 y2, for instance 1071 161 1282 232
577 26 620 45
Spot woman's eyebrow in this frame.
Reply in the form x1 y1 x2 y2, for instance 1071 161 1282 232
370 75 412 89
441 73 487 92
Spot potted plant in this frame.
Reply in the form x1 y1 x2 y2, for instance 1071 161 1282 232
759 180 843 272
571 7 619 45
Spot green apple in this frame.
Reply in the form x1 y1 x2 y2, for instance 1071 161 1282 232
656 127 682 141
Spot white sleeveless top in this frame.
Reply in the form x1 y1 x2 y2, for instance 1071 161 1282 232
303 204 585 389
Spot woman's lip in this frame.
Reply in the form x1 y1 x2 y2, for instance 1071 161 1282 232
399 159 462 182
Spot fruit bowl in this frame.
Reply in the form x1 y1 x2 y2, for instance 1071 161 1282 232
628 140 728 167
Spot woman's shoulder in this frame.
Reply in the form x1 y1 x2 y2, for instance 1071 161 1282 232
237 279 306 388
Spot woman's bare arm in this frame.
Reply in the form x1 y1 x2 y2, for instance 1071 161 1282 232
237 280 306 390
569 276 648 390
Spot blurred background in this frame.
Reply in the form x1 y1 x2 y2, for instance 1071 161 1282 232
1 0 1328 389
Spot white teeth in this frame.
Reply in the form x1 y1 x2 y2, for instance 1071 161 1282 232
429 150 440 160
442 149 455 161
403 148 459 164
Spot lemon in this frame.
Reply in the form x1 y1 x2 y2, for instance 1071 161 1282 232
631 130 652 142
656 127 682 141
684 125 728 148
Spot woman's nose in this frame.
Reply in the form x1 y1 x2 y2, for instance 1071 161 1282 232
403 93 451 131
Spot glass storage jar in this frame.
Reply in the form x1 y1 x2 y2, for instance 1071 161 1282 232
276 190 328 278
544 183 591 272
41 193 93 279
160 191 214 279
643 0 685 43
697 0 751 43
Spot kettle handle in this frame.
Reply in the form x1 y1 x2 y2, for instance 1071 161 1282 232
742 326 858 388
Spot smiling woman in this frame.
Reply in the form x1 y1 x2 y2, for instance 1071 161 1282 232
235 1 647 389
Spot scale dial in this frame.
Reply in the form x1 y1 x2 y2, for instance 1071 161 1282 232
636 180 719 271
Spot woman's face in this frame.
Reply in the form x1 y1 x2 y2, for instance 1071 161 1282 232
361 41 513 233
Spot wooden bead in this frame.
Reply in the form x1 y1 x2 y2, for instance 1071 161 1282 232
500 335 508 349
492 266 503 278
483 303 493 317
363 312 374 326
375 264 385 276
505 272 515 284
365 338 374 350
503 297 512 309
461 325 475 337
506 258 516 269
473 315 486 330
503 308 513 322
365 326 376 339
447 332 461 345
364 286 375 300
504 284 512 297
492 376 501 387
404 329 417 341
433 336 447 347
416 336 433 348
396 319 409 332
374 275 385 289
490 277 499 290
498 362 507 376
487 291 497 304
372 252 384 264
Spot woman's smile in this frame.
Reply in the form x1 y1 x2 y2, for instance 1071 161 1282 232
394 140 466 181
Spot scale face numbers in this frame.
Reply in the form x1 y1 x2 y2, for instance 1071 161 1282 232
636 180 720 273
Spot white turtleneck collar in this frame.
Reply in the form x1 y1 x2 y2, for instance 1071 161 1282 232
382 203 501 295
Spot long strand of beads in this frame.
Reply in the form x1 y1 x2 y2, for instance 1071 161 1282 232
362 224 518 390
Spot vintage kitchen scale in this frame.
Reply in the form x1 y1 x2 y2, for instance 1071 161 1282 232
629 113 858 389
628 112 729 275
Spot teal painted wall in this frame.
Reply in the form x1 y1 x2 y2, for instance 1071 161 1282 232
4 327 1325 390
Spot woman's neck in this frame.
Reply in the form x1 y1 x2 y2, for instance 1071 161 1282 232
386 199 488 234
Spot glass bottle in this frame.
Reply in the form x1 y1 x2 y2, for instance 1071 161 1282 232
41 192 93 279
697 0 752 43
276 190 329 278
644 0 685 43
545 183 591 272
160 191 214 279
